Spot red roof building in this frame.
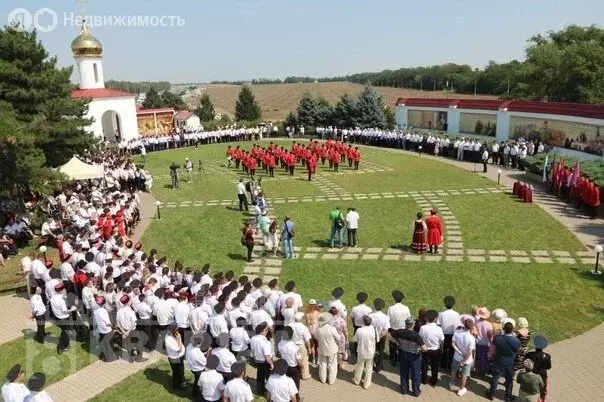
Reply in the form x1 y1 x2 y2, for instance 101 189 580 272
71 88 134 99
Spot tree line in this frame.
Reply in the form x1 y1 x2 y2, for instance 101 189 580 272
106 80 170 94
206 25 604 104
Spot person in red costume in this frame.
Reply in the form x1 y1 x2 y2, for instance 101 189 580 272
307 155 317 182
425 209 444 254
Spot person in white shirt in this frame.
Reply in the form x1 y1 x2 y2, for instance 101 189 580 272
115 295 145 363
327 287 347 318
185 335 209 402
350 292 372 356
165 325 186 391
266 359 298 402
1 364 30 402
315 312 340 385
229 317 251 359
134 294 153 351
369 298 390 373
278 326 302 399
198 355 225 402
236 179 249 211
173 294 192 341
289 312 312 380
190 299 210 335
450 318 476 397
352 315 377 389
388 290 410 366
481 148 490 173
208 303 229 342
345 207 360 247
223 361 253 402
24 372 52 402
419 310 444 386
49 283 75 354
20 252 34 286
250 322 274 396
29 286 47 344
437 295 460 369
212 333 237 382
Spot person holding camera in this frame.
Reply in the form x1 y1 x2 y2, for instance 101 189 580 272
169 162 180 190
165 324 186 391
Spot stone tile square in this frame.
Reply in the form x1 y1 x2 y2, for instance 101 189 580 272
246 259 261 265
243 266 261 274
489 250 507 255
302 253 318 260
361 254 380 260
346 248 363 253
534 257 554 263
447 236 463 242
396 194 409 198
404 254 422 261
382 254 400 260
321 254 339 260
467 249 485 255
445 256 463 262
342 254 359 260
511 257 531 263
581 257 594 265
385 248 402 254
447 225 461 230
265 267 282 275
294 247 302 252
468 256 486 262
424 255 442 262
265 259 282 267
447 231 462 236
327 248 342 253
531 250 550 257
306 247 323 252
510 250 528 256
366 248 384 254
552 251 571 257
576 251 593 257
447 248 463 255
448 242 464 249
489 256 508 262
556 257 577 264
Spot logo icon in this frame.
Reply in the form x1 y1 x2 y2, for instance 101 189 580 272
8 8 58 32
8 8 32 31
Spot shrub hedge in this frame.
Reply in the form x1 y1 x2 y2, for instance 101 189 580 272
524 153 604 186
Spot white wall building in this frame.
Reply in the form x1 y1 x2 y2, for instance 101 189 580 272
70 21 138 142
174 111 201 131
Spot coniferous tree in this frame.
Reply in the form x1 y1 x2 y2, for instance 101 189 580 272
356 84 387 129
195 93 216 121
0 26 95 167
296 91 319 128
142 87 164 109
235 85 261 121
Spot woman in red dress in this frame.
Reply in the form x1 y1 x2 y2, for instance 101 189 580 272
411 212 427 254
425 209 444 253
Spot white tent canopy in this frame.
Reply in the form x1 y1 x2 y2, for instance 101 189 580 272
58 156 104 180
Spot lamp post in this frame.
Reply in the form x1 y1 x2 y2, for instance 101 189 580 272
418 145 422 158
497 169 502 186
39 245 47 262
155 201 161 220
592 245 603 275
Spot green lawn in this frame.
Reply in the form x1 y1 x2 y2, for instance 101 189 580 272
445 194 586 251
90 360 266 402
282 260 604 343
0 326 96 386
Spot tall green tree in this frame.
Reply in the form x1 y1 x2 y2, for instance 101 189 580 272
384 107 396 130
356 85 387 129
142 87 163 109
332 94 358 128
235 85 261 121
316 97 334 127
519 25 604 103
161 91 187 110
296 91 319 128
195 93 216 121
0 26 95 167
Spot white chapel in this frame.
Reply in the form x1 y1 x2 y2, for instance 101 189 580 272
70 21 138 142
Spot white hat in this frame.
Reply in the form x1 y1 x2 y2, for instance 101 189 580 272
502 318 516 329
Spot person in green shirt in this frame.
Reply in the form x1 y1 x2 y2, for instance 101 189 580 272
328 207 345 248
516 359 544 402
258 210 273 256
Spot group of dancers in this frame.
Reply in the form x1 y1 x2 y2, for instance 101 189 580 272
411 209 445 254
226 140 362 181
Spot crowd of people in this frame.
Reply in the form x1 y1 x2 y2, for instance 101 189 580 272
227 140 362 181
547 160 601 220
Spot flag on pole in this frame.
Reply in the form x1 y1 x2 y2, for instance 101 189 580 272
542 154 549 182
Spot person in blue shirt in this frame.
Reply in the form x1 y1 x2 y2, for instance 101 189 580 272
280 216 296 259
487 319 521 401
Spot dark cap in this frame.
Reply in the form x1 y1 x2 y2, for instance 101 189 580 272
206 355 219 370
268 279 278 289
392 290 404 302
285 280 296 292
27 372 46 392
252 278 262 288
444 296 456 307
356 292 368 303
231 361 246 376
274 359 288 375
427 310 439 320
119 294 130 304
331 287 344 298
214 302 225 314
6 364 21 382
373 298 385 311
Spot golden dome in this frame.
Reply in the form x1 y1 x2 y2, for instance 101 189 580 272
71 21 102 58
